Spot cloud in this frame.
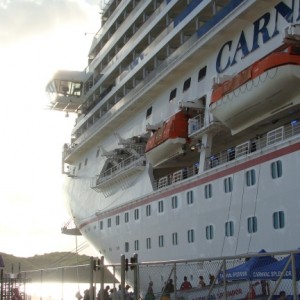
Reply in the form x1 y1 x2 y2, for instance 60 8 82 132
0 0 99 45
0 0 100 257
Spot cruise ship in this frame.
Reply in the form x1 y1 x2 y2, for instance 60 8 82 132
47 0 300 291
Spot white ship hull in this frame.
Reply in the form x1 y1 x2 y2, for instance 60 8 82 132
47 0 300 292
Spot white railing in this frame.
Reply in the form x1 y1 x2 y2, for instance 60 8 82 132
153 165 198 190
91 155 146 188
204 123 300 170
153 121 300 190
188 114 215 135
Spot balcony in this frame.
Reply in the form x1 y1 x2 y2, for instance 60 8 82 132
153 121 300 190
46 70 89 112
91 155 146 197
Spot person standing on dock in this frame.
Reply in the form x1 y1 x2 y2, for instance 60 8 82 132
180 276 192 290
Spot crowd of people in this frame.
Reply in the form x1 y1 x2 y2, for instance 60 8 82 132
75 274 217 300
76 284 133 300
75 275 287 300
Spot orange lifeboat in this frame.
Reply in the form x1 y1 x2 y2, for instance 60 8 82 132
212 47 300 103
145 111 189 166
210 46 300 134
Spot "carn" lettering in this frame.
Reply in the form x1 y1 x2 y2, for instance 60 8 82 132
216 0 300 73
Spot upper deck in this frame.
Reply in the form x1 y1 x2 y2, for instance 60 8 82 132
47 0 298 164
46 70 89 112
53 0 255 164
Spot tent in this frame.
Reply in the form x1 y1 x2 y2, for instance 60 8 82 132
250 252 300 281
219 250 277 281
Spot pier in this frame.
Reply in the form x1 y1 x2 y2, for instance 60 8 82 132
1 250 300 300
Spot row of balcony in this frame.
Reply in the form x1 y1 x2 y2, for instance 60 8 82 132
152 120 300 190
69 0 234 149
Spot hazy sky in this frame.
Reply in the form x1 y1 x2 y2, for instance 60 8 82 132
0 0 101 257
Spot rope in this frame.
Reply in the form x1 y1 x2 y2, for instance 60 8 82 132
220 172 235 256
234 168 247 255
246 163 262 252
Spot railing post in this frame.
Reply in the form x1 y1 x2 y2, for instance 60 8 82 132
120 255 125 300
61 267 64 300
132 253 139 300
173 263 177 300
100 256 105 300
40 269 43 300
267 256 292 300
89 257 94 300
223 259 227 300
291 253 297 300
0 269 3 300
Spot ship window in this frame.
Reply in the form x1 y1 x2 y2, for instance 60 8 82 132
134 208 139 220
125 212 129 223
169 88 177 101
271 160 283 179
187 190 194 205
146 204 151 216
246 169 256 186
172 232 178 245
204 184 212 199
171 196 178 209
183 77 191 92
146 106 152 119
134 240 139 251
198 66 207 81
99 220 103 230
206 225 214 240
158 200 164 213
247 216 257 233
146 237 151 249
273 211 285 229
187 229 194 243
107 218 111 228
225 221 234 237
224 177 233 193
84 158 88 166
116 215 120 226
158 235 164 247
125 242 129 252
96 148 100 158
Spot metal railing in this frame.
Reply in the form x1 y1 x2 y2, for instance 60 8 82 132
153 121 300 190
64 0 225 149
91 156 146 189
205 122 300 170
13 249 300 300
154 165 198 190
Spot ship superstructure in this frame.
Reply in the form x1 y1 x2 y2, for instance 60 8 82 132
47 0 300 291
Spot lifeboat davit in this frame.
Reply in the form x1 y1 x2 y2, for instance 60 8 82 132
210 47 300 134
145 111 189 167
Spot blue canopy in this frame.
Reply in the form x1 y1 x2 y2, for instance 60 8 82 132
250 253 300 281
219 250 277 281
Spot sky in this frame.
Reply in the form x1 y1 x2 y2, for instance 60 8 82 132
0 0 102 257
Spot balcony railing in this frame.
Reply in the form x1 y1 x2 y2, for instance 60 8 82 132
153 121 300 190
66 0 226 147
90 155 146 191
